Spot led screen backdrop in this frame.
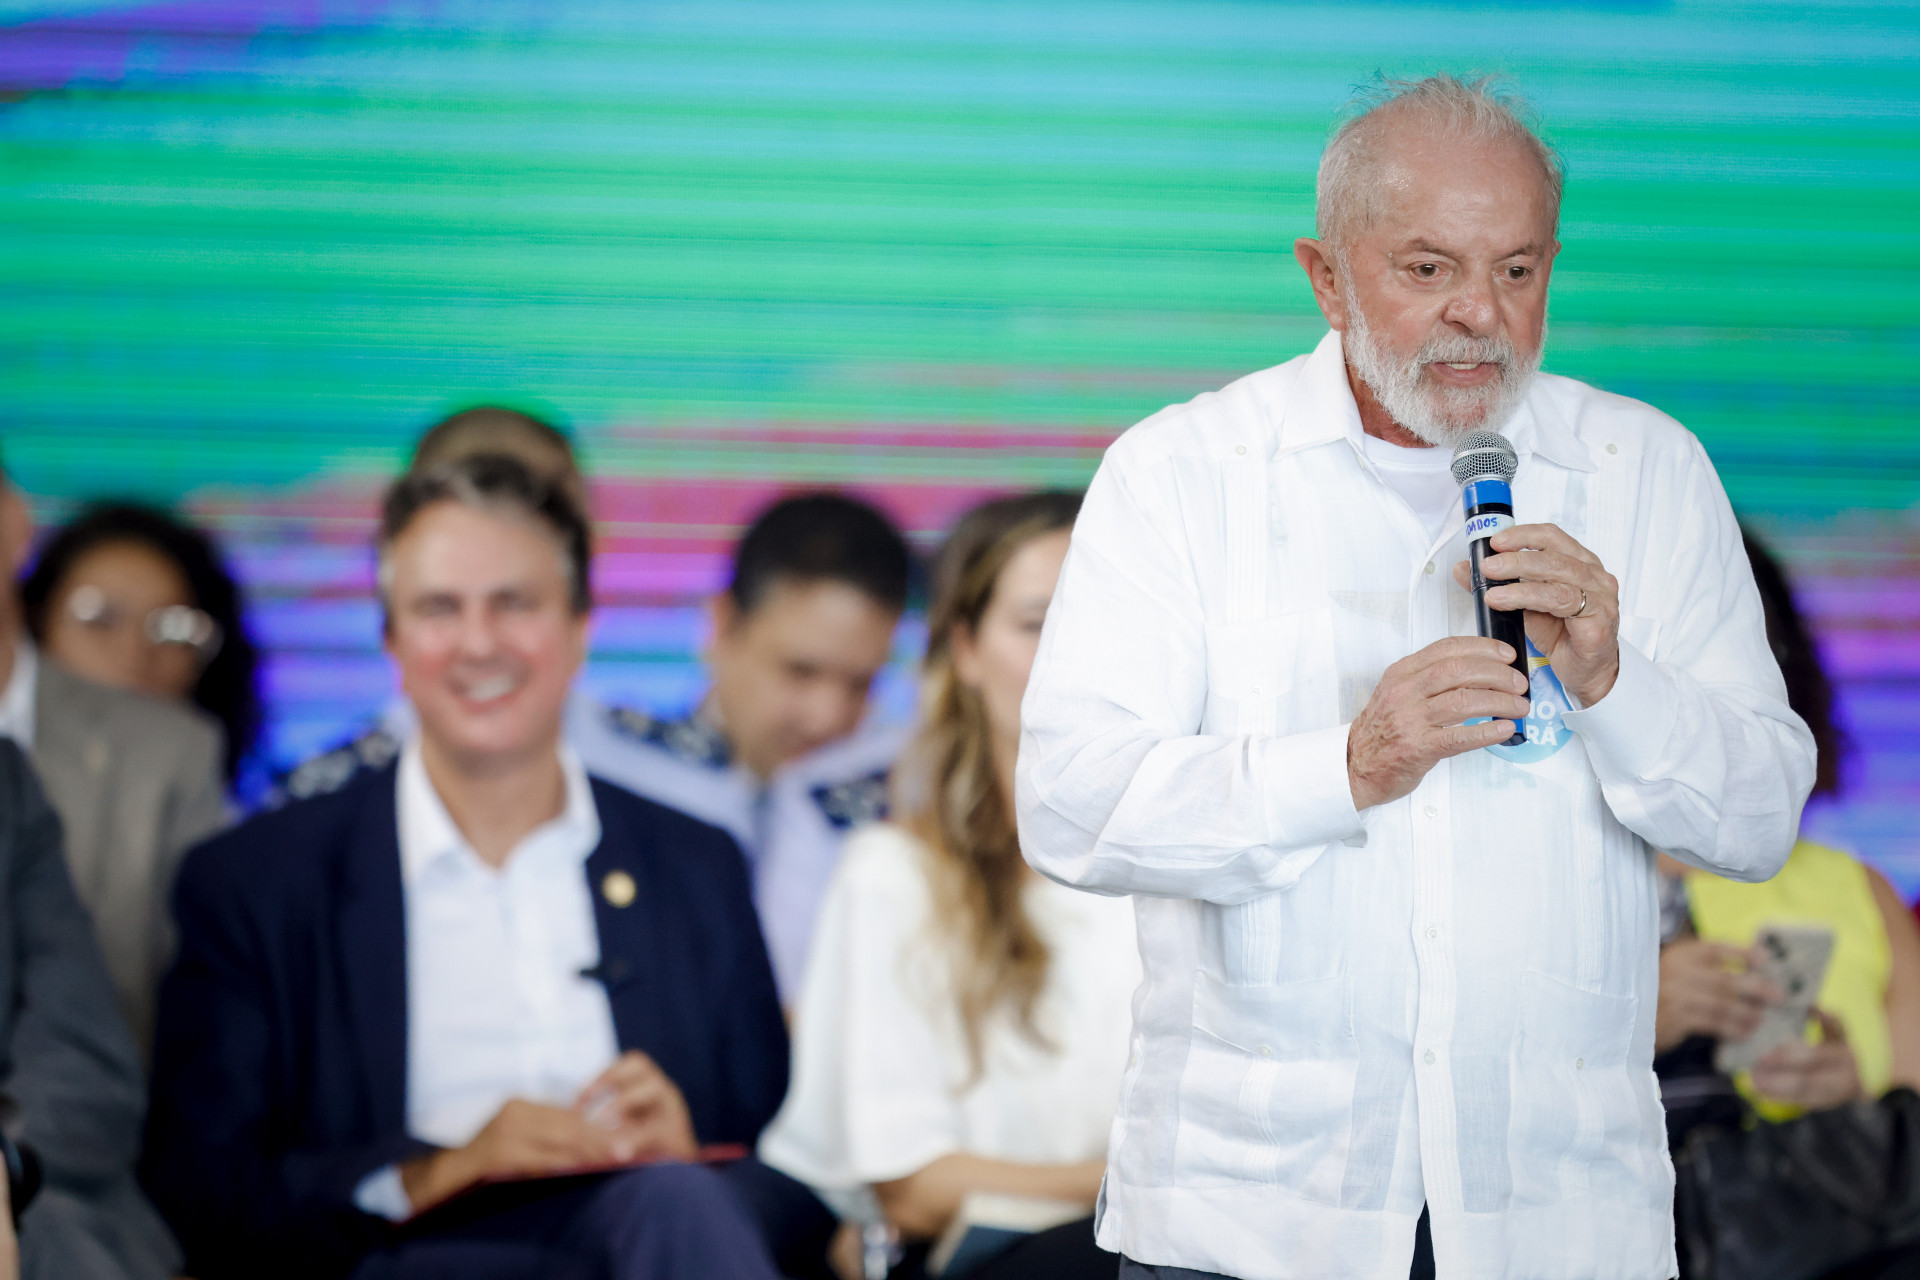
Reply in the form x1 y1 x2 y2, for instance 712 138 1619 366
4 2 1917 879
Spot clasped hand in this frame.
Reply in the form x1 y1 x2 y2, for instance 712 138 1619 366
398 1050 698 1215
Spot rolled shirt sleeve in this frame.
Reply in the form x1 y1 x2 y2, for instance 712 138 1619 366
1017 431 1365 905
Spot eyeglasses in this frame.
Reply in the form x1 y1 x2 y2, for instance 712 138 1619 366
65 584 223 662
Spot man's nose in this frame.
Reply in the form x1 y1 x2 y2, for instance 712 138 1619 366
796 682 861 744
1441 276 1499 335
452 608 501 657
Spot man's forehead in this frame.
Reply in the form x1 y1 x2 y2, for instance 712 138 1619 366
388 503 568 591
1360 140 1555 244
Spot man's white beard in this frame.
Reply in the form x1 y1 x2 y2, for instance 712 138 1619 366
1342 291 1545 446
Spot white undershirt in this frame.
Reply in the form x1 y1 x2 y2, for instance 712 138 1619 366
1360 431 1460 539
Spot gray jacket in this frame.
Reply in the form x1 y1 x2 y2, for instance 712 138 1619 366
0 737 142 1182
0 739 176 1280
29 661 226 1056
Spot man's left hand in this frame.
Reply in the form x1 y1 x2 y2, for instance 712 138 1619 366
1454 522 1620 707
575 1051 699 1164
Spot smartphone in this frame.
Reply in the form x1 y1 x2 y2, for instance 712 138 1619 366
1714 922 1835 1075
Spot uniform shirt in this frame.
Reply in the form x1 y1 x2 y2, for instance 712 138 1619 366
1015 330 1815 1280
759 822 1140 1222
277 691 908 1004
354 739 615 1220
0 639 37 748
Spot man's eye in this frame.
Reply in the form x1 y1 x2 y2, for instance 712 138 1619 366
1412 263 1440 279
1505 265 1532 281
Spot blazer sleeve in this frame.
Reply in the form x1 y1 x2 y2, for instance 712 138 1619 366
142 839 422 1279
0 745 146 1191
707 826 790 1143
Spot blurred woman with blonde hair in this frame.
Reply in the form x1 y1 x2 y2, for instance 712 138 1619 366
761 491 1138 1280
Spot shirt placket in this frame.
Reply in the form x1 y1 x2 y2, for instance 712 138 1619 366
1407 519 1465 1215
501 857 549 1104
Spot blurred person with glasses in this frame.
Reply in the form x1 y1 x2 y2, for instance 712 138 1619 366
21 502 262 796
0 456 226 1062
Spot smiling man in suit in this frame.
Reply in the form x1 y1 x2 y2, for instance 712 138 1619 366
142 454 813 1280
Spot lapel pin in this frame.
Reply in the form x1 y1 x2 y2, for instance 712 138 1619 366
601 870 637 909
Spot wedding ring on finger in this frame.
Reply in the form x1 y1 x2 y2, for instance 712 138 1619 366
1572 587 1592 619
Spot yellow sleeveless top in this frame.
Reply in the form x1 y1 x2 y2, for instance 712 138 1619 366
1685 839 1892 1122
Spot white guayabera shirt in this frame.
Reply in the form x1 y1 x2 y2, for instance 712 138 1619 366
1015 330 1816 1280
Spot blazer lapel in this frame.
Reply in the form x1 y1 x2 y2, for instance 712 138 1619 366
584 782 659 1052
28 663 112 899
333 769 410 1134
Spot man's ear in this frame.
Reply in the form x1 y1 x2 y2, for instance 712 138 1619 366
1293 238 1349 332
0 485 32 579
703 593 738 661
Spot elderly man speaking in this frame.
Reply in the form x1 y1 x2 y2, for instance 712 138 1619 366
1015 76 1814 1280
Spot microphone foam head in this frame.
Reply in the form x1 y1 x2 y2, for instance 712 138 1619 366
1450 431 1518 486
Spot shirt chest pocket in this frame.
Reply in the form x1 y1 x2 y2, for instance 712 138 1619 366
1202 608 1337 737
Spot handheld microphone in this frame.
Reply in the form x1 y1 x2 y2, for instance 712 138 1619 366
1451 431 1530 746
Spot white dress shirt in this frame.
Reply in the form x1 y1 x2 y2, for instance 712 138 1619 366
0 638 37 748
355 739 617 1220
1015 331 1815 1280
759 823 1140 1222
346 693 906 1006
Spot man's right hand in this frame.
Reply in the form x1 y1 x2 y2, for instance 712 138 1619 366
1346 637 1533 811
398 1099 627 1215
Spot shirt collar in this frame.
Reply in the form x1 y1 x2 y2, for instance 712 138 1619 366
396 737 600 886
0 638 39 750
1273 329 1596 475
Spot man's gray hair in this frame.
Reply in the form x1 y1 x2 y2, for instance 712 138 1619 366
1316 74 1564 248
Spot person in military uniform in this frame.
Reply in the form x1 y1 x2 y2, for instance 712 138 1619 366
277 407 913 1002
587 493 911 1003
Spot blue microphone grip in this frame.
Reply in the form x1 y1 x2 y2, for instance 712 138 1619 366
1462 479 1530 746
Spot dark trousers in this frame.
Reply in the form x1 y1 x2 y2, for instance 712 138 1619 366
1118 1205 1435 1280
349 1160 814 1280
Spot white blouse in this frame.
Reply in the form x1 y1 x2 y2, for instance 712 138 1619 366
759 822 1140 1219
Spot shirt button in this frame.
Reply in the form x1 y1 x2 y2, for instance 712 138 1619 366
1606 443 1619 455
1426 925 1438 940
1575 1057 1585 1070
1423 561 1435 575
1235 444 1247 455
1423 1049 1437 1066
1250 685 1263 696
1257 1044 1273 1058
1424 804 1438 819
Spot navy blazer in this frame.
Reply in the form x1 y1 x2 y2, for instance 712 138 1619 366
141 763 790 1280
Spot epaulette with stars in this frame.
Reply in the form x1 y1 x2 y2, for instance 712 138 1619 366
603 706 732 770
810 767 891 831
263 727 403 810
